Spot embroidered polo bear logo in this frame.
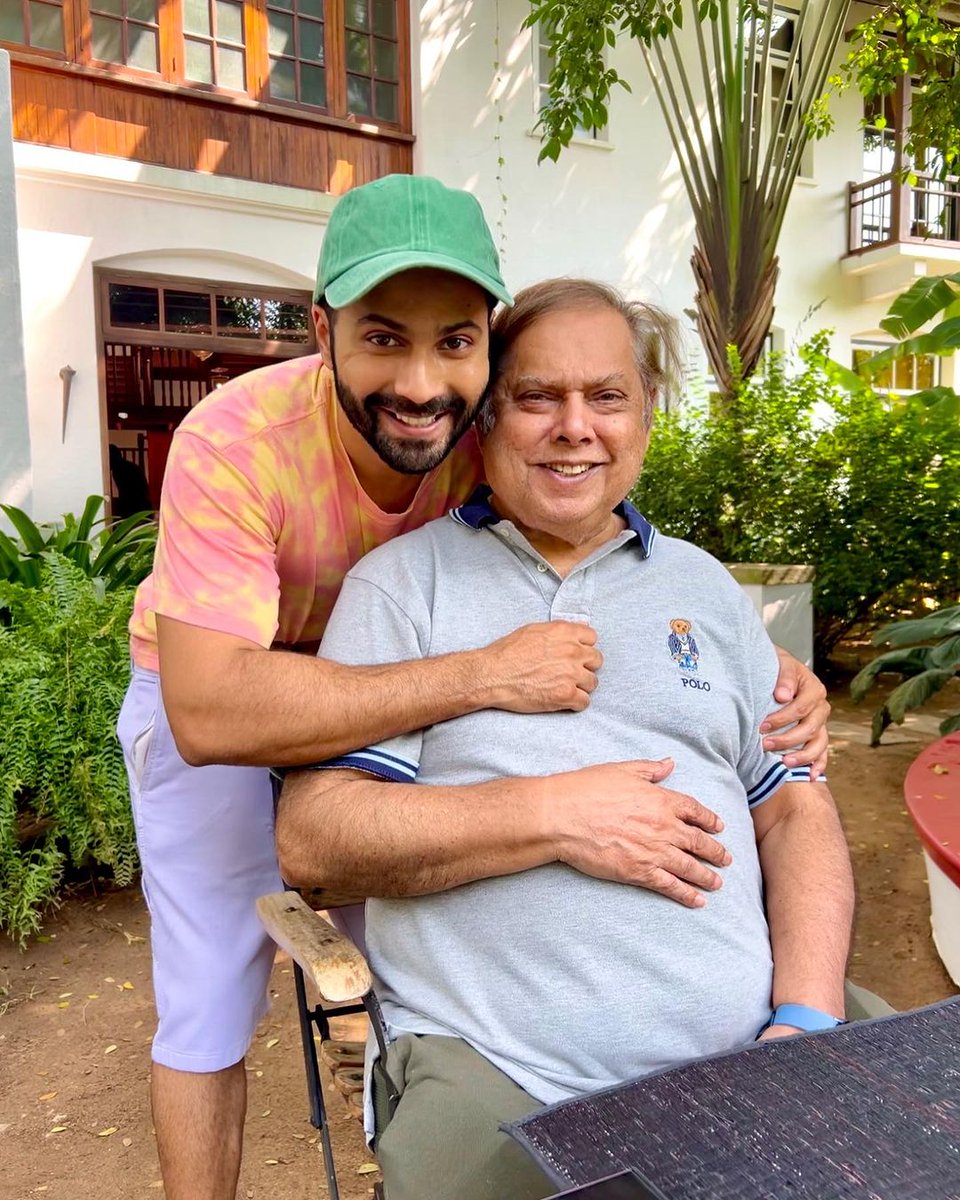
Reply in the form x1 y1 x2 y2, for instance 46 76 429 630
668 618 700 672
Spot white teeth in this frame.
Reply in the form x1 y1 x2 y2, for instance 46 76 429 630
547 463 592 475
388 411 442 427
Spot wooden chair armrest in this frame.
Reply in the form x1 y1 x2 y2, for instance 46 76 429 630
257 891 372 1004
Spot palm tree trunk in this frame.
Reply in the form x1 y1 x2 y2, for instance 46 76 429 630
692 243 780 398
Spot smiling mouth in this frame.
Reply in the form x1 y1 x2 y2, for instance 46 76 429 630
379 408 450 431
542 462 597 476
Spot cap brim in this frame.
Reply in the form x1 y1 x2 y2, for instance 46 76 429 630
321 249 513 308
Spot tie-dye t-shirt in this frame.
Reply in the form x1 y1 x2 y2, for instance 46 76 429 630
128 356 484 671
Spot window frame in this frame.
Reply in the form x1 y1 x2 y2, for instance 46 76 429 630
751 6 814 181
1 0 412 131
851 338 942 395
98 268 317 358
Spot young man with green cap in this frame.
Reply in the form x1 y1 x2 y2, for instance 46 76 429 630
117 174 829 1200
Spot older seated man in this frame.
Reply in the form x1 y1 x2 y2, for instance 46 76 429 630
277 280 877 1200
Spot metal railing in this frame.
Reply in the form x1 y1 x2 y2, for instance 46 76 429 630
848 171 960 254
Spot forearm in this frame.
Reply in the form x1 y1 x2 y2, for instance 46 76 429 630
757 786 854 1017
277 769 554 895
165 642 499 768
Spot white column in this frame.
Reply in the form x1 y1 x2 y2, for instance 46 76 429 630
0 50 32 517
726 563 816 668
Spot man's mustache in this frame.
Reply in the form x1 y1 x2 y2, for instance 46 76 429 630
366 392 465 418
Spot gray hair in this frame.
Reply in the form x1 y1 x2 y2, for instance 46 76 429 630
480 278 682 434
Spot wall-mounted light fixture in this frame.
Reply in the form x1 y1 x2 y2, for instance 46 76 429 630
59 365 76 443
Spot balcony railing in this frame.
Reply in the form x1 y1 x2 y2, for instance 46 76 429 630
848 172 960 255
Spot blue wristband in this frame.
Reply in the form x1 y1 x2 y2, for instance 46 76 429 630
766 1003 846 1033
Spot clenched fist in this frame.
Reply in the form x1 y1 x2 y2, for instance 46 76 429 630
480 620 603 713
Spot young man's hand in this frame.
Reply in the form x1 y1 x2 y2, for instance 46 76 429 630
761 647 830 777
479 621 603 713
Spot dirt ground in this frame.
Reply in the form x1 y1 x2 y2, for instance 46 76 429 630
2 662 959 1200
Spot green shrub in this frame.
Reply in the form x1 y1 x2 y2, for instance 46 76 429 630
0 495 156 590
632 334 960 660
0 554 137 944
850 605 960 744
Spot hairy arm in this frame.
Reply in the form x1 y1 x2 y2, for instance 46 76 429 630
157 616 601 767
752 781 854 1034
276 758 732 906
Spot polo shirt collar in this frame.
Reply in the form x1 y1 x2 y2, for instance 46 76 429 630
449 485 656 558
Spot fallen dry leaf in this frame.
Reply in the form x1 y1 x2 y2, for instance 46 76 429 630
49 1127 67 1134
264 1158 279 1165
266 1037 280 1049
104 1045 118 1055
357 1163 380 1175
931 764 950 775
57 1002 69 1010
121 981 134 990
122 931 145 945
57 993 72 1000
122 1137 132 1147
98 1127 118 1137
38 1092 57 1102
261 1110 271 1118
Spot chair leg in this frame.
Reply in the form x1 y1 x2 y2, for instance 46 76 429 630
294 960 341 1200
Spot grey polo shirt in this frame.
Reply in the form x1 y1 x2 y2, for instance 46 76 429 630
317 488 810 1105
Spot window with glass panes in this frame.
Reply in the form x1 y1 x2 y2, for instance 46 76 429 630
103 275 314 352
750 9 813 177
179 0 246 91
343 0 400 124
852 341 940 393
1 0 405 124
0 0 65 53
266 0 327 108
89 0 160 73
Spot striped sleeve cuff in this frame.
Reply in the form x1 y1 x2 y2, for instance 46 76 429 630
747 762 827 807
310 747 419 783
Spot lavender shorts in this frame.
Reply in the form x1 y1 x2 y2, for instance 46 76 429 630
117 666 283 1072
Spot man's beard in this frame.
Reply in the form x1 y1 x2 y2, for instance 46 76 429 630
333 370 477 475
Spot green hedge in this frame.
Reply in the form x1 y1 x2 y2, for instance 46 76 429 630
0 555 137 944
631 334 960 660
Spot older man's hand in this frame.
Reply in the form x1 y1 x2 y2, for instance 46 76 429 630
552 758 731 908
480 620 603 714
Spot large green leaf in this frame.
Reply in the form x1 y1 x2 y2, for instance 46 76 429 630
885 669 957 724
873 605 960 647
850 646 934 700
1 504 49 554
880 272 960 339
941 713 960 735
75 494 105 544
929 634 960 670
870 705 892 746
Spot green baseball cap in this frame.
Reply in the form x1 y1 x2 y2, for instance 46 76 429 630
315 174 512 308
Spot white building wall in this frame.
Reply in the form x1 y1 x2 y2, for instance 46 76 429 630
13 147 333 521
8 2 957 518
413 1 935 370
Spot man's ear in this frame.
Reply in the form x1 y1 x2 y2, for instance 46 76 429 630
313 304 333 367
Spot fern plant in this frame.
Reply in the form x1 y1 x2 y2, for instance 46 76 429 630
0 496 156 590
850 605 960 746
0 554 138 944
